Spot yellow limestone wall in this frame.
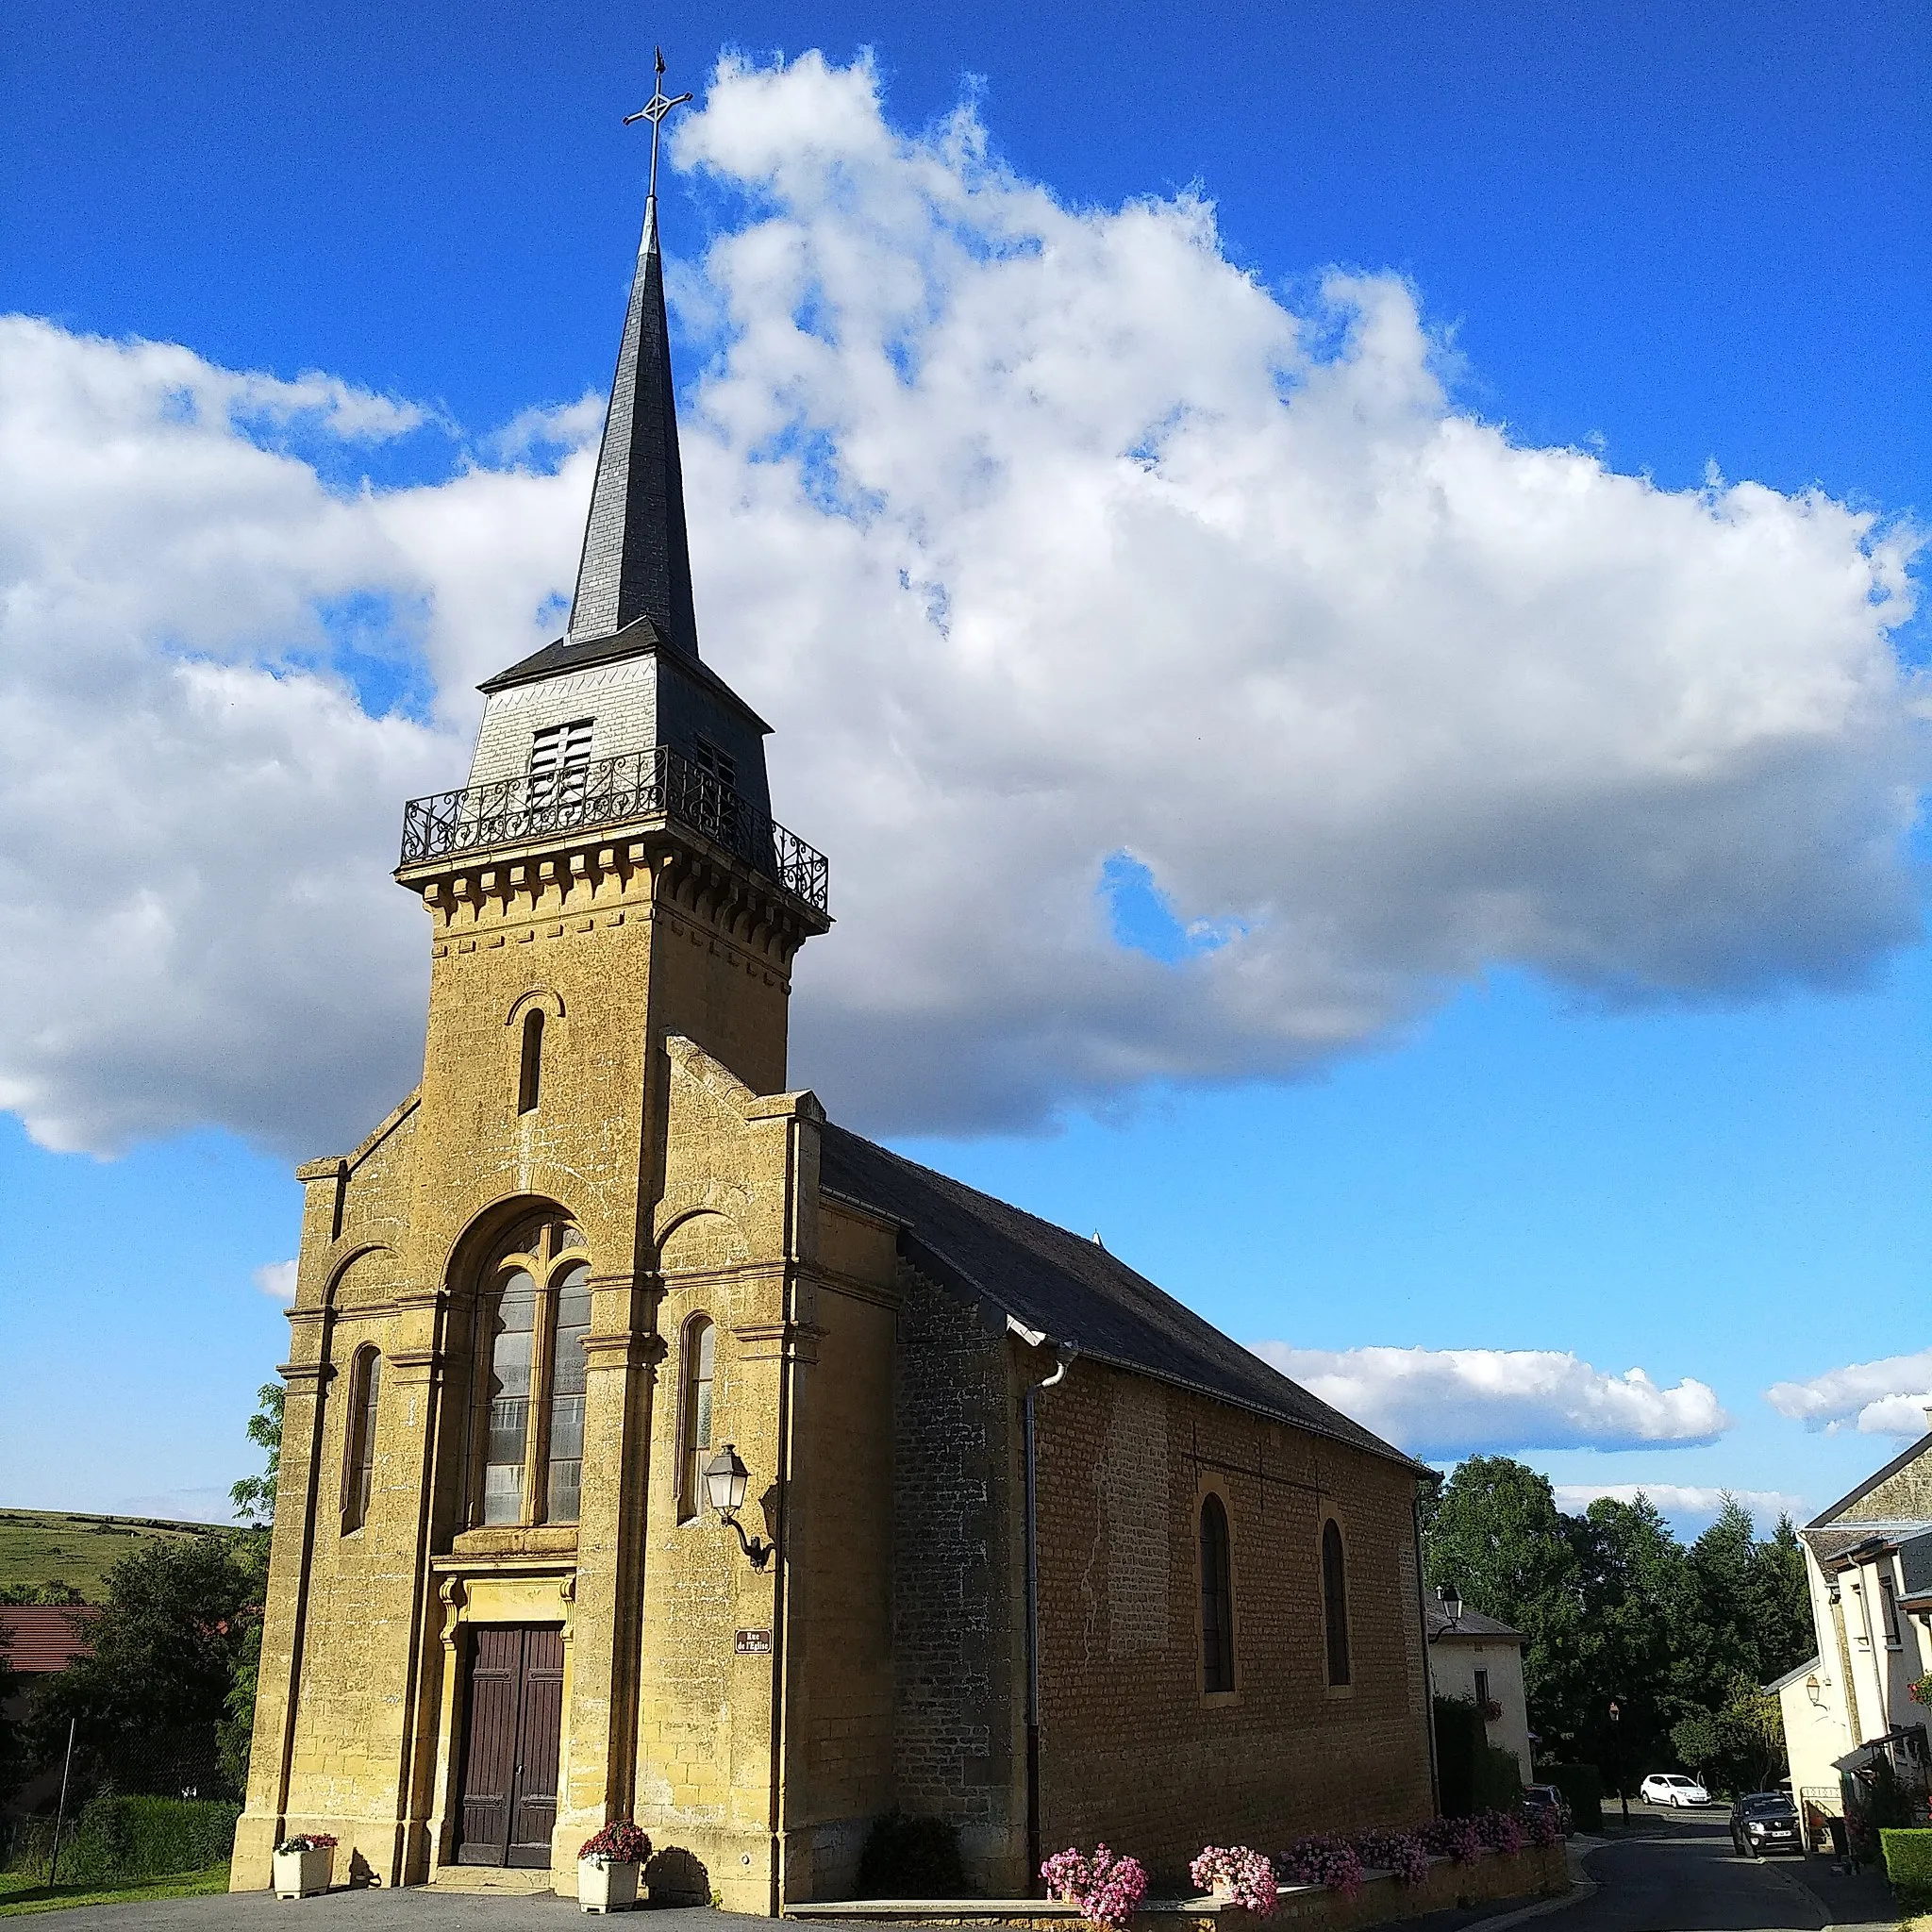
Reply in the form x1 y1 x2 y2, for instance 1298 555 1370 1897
232 823 832 1904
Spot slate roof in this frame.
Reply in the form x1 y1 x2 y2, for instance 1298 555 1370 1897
1424 1602 1524 1643
1800 1522 1932 1566
476 617 773 732
565 193 700 658
0 1605 96 1674
817 1123 1423 1472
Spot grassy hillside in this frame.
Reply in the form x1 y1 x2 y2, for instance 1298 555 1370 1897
0 1509 237 1602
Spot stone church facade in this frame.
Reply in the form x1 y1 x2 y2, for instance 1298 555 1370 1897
233 150 1437 1908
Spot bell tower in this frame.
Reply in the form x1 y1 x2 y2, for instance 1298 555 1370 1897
384 91 829 1871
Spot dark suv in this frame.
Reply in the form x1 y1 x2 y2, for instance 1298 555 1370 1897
1730 1791 1801 1857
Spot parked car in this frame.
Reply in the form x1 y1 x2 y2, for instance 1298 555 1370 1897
1729 1791 1802 1857
1523 1785 1574 1834
1640 1773 1712 1807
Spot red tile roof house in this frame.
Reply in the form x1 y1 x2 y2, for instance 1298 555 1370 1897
2 1606 97 1816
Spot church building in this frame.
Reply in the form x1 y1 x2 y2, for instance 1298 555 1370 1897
233 89 1437 1907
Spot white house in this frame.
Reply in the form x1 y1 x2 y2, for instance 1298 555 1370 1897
1783 1425 1932 1827
1425 1596 1534 1785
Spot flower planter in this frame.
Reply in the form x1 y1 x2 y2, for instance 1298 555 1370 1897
273 1846 333 1899
578 1857 641 1913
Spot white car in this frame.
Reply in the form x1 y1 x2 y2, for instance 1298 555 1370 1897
1640 1773 1712 1807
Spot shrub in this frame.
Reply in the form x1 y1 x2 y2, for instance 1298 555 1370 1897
18 1795 242 1885
1278 1837 1363 1897
1539 1765 1604 1834
1350 1828 1428 1884
1881 1828 1932 1900
858 1813 966 1897
1190 1845 1274 1915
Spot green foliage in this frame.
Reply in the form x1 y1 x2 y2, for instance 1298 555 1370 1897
0 1616 24 1807
0 1585 87 1607
27 1534 260 1800
1540 1765 1603 1833
229 1384 284 1529
856 1812 967 1897
1431 1696 1524 1817
1880 1828 1932 1899
1670 1676 1785 1798
7 1795 240 1886
1424 1458 1812 1784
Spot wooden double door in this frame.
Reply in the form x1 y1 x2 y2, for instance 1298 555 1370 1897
455 1624 565 1868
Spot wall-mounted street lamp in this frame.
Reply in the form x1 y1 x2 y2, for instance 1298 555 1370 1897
705 1443 775 1571
1439 1583 1462 1628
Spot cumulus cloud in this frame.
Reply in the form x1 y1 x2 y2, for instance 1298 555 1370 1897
1765 1352 1932 1436
0 49 1924 1156
252 1260 298 1301
1551 1484 1806 1529
1249 1342 1730 1457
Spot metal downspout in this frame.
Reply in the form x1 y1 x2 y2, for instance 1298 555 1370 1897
1414 1491 1442 1816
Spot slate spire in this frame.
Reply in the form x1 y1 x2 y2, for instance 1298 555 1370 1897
565 180 699 657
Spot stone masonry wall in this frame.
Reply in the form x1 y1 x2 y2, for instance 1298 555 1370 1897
1034 1360 1434 1886
891 1267 1019 1880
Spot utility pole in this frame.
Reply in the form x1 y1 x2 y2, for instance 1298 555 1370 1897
45 1719 75 1890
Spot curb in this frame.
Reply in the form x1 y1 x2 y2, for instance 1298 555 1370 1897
1457 1840 1602 1932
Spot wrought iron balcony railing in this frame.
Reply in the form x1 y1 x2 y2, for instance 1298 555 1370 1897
399 745 829 917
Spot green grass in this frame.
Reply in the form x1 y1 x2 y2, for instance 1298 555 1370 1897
0 1509 235 1601
0 1863 229 1917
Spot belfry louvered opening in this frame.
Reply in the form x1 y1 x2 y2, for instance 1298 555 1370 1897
529 718 594 805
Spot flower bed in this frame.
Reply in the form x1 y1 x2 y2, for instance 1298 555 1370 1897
1191 1847 1275 1916
1277 1837 1363 1899
1348 1829 1428 1885
1041 1845 1148 1928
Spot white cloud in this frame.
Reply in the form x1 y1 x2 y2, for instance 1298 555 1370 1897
252 1260 298 1302
1249 1342 1730 1457
0 50 1924 1158
1551 1483 1807 1529
1765 1352 1932 1437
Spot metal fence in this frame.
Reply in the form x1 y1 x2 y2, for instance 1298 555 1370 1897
398 744 829 916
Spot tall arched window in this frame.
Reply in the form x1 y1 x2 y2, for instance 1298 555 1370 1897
1200 1494 1235 1692
1322 1518 1351 1687
341 1347 381 1534
675 1317 717 1522
474 1215 591 1527
517 1008 545 1114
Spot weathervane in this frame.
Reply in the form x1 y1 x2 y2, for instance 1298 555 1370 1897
623 46 694 202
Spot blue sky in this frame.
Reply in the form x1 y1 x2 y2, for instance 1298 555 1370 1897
2 0 1927 1533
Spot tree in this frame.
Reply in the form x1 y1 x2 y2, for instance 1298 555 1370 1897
229 1382 284 1528
1572 1495 1691 1781
0 1611 27 1804
1671 1676 1786 1796
219 1380 281 1791
1423 1457 1592 1756
1749 1516 1813 1683
28 1533 257 1798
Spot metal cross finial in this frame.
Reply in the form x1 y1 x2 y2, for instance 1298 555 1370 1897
623 45 694 203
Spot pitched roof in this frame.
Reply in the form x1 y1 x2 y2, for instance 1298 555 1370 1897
817 1123 1423 1471
0 1605 96 1674
1424 1602 1524 1642
1809 1433 1932 1528
1801 1521 1932 1565
1764 1655 1824 1694
564 192 700 659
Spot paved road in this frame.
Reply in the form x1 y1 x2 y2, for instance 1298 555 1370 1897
1507 1804 1893 1932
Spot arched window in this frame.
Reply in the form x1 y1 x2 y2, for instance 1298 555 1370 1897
517 1008 544 1114
675 1317 717 1522
473 1215 591 1527
1322 1518 1351 1687
1200 1493 1235 1692
341 1347 381 1534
